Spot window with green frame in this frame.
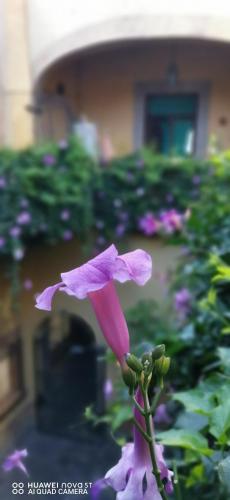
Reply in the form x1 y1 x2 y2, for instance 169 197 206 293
145 94 198 156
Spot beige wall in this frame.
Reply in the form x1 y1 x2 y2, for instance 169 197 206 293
40 41 230 153
0 0 33 147
28 0 230 81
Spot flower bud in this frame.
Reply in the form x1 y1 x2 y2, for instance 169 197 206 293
152 344 166 361
122 367 137 392
125 353 143 374
154 356 171 376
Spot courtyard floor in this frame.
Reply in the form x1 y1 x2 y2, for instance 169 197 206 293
0 422 119 499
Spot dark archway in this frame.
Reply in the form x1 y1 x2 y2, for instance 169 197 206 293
34 312 106 439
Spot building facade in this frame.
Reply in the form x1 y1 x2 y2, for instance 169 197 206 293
1 0 230 441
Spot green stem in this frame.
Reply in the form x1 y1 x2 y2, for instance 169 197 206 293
132 417 152 443
142 385 168 500
149 388 164 416
132 395 145 416
173 461 182 500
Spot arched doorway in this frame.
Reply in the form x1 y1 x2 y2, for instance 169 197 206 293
34 312 106 439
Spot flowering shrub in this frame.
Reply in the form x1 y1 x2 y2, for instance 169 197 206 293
0 141 210 262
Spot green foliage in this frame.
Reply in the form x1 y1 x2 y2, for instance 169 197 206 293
0 137 96 259
0 142 211 262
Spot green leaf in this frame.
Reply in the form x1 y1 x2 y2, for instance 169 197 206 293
221 326 230 335
209 400 230 442
218 348 230 374
186 463 205 487
157 429 212 456
173 389 214 415
218 456 230 493
111 405 132 432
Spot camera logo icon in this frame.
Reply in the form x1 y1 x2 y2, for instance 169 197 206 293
12 482 24 495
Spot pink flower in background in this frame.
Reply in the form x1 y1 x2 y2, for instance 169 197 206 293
23 279 33 291
35 244 152 366
160 209 183 234
92 389 173 499
0 236 6 248
139 213 161 236
174 288 192 321
17 211 31 225
0 176 6 188
60 209 70 221
58 139 68 149
9 226 21 238
63 230 73 241
43 154 56 166
2 449 28 476
100 134 114 163
103 379 113 401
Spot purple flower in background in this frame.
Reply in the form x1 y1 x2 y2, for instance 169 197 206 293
9 226 21 238
103 379 113 401
39 223 48 232
60 209 70 221
97 236 106 246
126 171 134 182
118 211 129 222
92 389 173 499
0 176 6 188
174 288 191 321
17 211 31 225
160 209 183 234
95 220 105 230
166 193 174 203
139 213 160 236
136 158 144 169
113 199 122 209
13 248 24 261
154 404 171 426
192 175 201 186
35 244 152 366
2 449 28 476
136 187 145 197
63 230 73 241
20 198 29 208
58 139 68 149
0 237 6 249
23 279 33 291
43 154 56 166
115 224 126 238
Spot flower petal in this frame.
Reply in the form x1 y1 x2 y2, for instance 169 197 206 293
156 444 174 495
113 249 152 286
105 443 134 492
144 469 162 500
61 244 118 299
117 468 145 500
35 283 62 311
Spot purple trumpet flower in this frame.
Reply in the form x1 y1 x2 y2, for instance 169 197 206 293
139 213 161 236
2 449 28 476
35 244 152 366
174 288 191 321
92 389 173 499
